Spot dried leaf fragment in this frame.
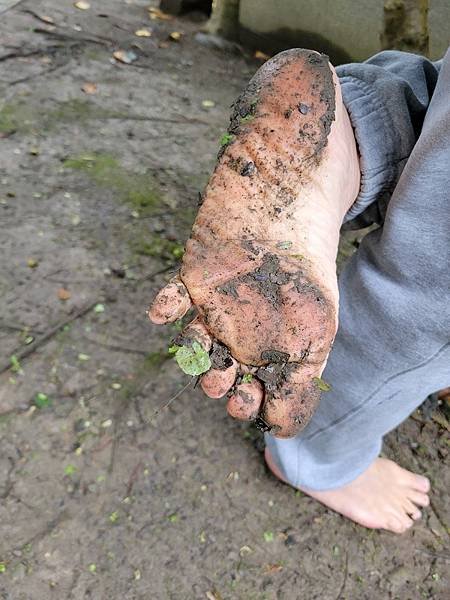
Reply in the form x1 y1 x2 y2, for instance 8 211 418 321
169 31 182 42
40 15 55 24
148 7 173 20
81 82 97 94
254 50 270 61
113 50 138 64
74 1 90 9
135 28 152 37
58 287 71 301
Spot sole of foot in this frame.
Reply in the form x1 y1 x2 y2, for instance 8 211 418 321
149 48 360 438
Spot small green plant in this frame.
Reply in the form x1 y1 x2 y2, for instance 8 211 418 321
242 373 253 384
34 393 50 409
220 133 234 146
263 531 274 542
10 355 21 373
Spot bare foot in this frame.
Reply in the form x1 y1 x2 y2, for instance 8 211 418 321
265 448 430 533
149 49 360 438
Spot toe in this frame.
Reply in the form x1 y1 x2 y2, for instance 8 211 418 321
227 379 264 420
404 499 421 521
180 317 213 351
408 490 430 508
386 517 405 534
414 475 431 493
386 515 413 534
262 364 321 438
148 276 192 324
201 360 238 398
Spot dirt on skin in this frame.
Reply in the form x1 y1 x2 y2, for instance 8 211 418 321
0 1 449 599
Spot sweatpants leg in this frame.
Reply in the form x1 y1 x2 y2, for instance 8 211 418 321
265 50 450 491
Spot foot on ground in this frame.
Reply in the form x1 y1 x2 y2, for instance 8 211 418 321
265 449 430 533
149 49 360 437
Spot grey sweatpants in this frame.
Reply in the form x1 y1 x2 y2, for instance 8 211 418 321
266 49 450 491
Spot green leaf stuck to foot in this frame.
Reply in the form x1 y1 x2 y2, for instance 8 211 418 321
313 377 332 392
171 341 211 376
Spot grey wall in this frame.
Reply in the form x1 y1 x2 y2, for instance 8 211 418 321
235 0 448 63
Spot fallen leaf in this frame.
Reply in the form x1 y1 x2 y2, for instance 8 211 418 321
201 99 215 108
148 7 173 20
81 82 97 94
254 50 270 61
74 1 90 9
205 591 223 600
40 15 55 24
113 50 138 64
135 28 152 37
58 287 71 301
239 545 252 556
169 31 182 42
27 258 38 268
264 563 283 574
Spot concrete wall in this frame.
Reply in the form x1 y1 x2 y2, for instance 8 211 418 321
429 0 450 59
206 0 449 63
239 0 385 63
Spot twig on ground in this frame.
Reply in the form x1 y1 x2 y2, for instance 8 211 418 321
335 551 349 600
0 301 97 375
7 61 69 86
32 27 113 46
149 378 194 421
126 460 143 496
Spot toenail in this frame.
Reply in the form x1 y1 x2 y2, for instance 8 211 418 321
418 476 431 492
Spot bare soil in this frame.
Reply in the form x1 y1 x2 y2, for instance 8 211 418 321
0 1 448 598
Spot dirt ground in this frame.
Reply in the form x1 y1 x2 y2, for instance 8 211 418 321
0 1 449 599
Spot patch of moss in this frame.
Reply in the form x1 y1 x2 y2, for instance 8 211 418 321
51 98 104 123
63 153 162 213
144 351 171 370
0 98 135 136
0 103 35 134
132 235 184 261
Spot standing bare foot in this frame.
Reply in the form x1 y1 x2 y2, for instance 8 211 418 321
265 448 430 533
149 49 360 437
